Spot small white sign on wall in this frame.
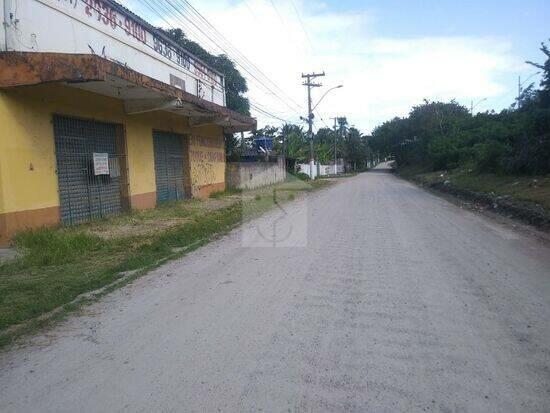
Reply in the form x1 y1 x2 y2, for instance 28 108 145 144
93 153 110 175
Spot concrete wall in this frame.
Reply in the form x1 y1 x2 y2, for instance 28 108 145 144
189 133 226 198
226 157 286 190
0 83 225 244
297 163 331 179
297 161 344 179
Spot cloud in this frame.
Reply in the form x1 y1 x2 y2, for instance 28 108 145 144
129 0 519 132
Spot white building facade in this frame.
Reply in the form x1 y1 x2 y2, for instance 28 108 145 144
1 0 226 106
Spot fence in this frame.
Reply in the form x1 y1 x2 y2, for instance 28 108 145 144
297 160 345 179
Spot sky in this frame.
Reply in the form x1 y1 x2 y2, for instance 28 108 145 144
122 0 549 133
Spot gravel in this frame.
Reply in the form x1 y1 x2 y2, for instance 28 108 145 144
1 165 550 412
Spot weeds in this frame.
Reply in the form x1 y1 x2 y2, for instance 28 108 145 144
0 178 333 346
209 187 243 199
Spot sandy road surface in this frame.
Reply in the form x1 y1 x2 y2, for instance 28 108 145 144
1 166 550 412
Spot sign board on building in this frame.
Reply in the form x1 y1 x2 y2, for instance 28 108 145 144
1 0 226 106
93 152 110 175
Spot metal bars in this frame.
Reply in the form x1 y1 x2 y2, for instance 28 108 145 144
53 115 129 225
153 130 187 203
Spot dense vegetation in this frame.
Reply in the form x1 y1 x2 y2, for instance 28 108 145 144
160 27 377 170
369 40 550 175
163 28 549 178
229 119 376 171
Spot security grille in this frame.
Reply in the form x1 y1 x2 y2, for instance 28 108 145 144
53 115 129 225
153 131 186 203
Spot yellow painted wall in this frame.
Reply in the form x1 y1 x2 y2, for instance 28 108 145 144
0 89 60 214
188 126 226 197
0 83 225 219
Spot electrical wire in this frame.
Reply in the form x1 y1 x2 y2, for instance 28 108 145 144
104 0 308 126
250 103 289 124
249 100 298 124
268 0 285 26
79 0 226 93
171 0 305 113
176 0 303 105
138 0 304 118
289 0 314 51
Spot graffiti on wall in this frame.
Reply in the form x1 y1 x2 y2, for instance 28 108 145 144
189 135 225 193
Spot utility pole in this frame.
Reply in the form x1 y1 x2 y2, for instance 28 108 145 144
330 117 339 175
517 72 540 110
281 124 286 158
302 72 325 179
518 75 522 110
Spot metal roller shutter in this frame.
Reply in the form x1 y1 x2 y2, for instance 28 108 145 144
53 115 128 225
153 131 186 203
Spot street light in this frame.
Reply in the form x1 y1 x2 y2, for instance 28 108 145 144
312 85 343 112
470 97 487 114
309 84 343 179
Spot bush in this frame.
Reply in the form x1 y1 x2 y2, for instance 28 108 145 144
428 137 460 170
472 140 512 173
293 172 311 181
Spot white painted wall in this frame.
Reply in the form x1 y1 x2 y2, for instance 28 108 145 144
0 0 5 52
1 0 226 106
297 162 344 179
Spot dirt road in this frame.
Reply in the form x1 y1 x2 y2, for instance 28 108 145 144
1 166 550 412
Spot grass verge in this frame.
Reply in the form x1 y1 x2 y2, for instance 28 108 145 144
0 178 331 348
398 165 550 228
399 166 550 209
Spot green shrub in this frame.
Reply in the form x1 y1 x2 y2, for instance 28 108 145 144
11 229 106 267
293 172 311 181
472 140 512 173
428 137 460 170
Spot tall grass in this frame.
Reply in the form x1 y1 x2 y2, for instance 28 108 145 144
0 178 332 345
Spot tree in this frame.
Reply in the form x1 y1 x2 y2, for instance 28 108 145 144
527 39 550 108
344 127 369 170
160 28 250 116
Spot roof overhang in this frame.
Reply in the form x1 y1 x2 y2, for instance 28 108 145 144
0 52 256 133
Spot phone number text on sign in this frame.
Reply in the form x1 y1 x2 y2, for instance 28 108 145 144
82 0 147 43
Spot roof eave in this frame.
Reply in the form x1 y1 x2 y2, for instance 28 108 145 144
0 52 256 132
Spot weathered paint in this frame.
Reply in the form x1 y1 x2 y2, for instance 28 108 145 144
1 0 226 105
0 52 255 131
226 157 287 190
0 82 226 244
188 131 226 198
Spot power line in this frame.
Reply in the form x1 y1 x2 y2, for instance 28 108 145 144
313 109 331 130
302 71 325 178
128 0 308 127
171 0 305 114
289 0 314 51
269 0 285 25
82 0 226 93
179 0 305 113
136 0 303 117
250 102 291 124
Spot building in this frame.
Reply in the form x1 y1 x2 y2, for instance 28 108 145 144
0 0 256 245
